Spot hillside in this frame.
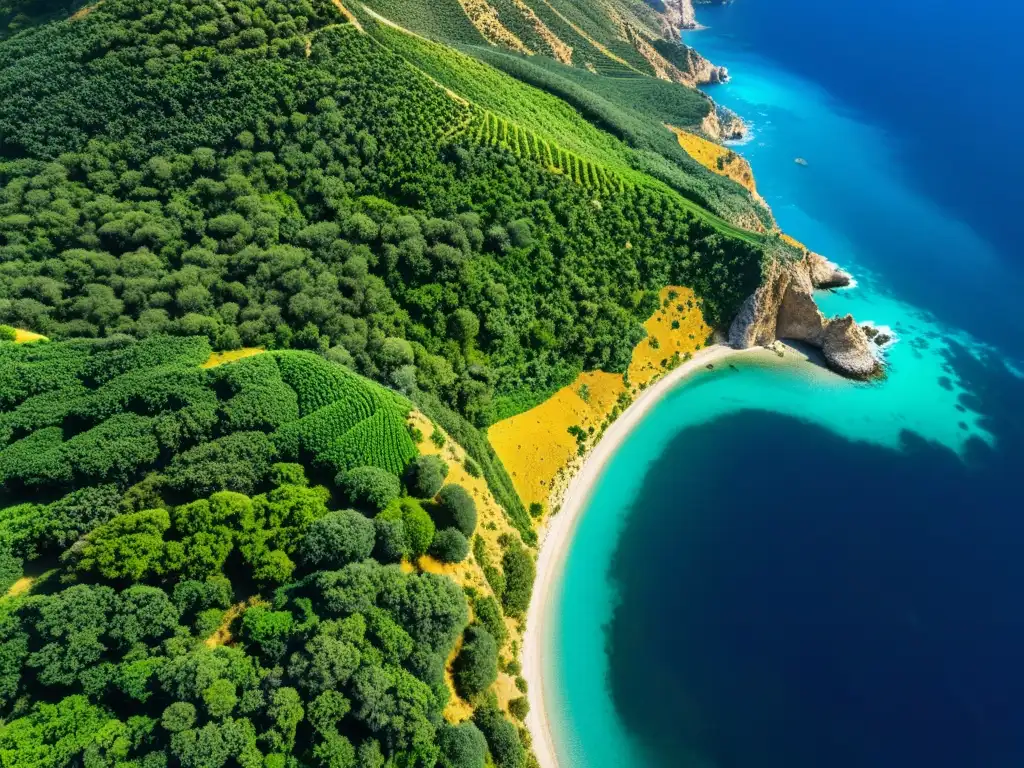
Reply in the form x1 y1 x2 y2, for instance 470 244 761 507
0 333 535 767
0 0 784 766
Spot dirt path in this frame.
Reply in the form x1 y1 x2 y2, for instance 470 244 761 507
330 0 364 32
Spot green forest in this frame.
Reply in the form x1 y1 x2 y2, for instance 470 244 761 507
0 335 526 768
0 0 779 765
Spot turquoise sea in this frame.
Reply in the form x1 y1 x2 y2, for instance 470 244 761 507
545 3 1024 767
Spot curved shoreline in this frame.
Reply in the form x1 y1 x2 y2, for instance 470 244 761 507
522 343 757 768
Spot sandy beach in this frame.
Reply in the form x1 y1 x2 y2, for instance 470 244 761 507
522 343 758 768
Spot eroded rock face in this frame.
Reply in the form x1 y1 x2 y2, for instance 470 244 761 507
701 108 746 142
661 0 698 31
822 316 878 379
806 250 852 289
729 254 880 379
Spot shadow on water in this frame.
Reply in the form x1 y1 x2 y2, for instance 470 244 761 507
606 342 1024 768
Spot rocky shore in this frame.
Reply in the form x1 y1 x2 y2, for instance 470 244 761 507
729 251 881 379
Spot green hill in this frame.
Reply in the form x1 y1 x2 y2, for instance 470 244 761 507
0 1 777 764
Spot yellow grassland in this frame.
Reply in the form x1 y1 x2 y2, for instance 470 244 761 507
201 347 265 369
668 126 759 197
405 411 525 720
13 328 47 344
4 577 34 599
489 286 710 509
456 0 532 54
780 232 810 253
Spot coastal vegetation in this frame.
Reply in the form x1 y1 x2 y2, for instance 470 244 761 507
669 127 759 198
489 286 712 508
0 0 792 764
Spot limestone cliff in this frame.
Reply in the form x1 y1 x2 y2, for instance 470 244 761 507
700 106 746 141
654 0 729 85
729 253 879 379
660 0 699 31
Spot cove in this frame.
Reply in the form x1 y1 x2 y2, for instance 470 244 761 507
543 5 1024 767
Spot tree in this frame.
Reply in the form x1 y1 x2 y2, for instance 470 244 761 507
435 484 476 536
373 517 408 563
405 455 448 499
429 528 469 564
508 696 529 721
500 541 535 618
336 467 400 513
241 607 294 662
452 626 497 698
472 705 525 768
470 594 507 647
379 499 435 559
302 510 375 569
437 721 487 768
162 702 197 733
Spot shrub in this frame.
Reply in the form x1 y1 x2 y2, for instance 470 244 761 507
463 457 480 478
379 498 435 558
373 517 408 563
437 721 487 768
508 696 529 722
453 626 498 698
336 466 400 513
302 510 375 569
161 702 197 733
473 705 525 768
0 325 16 342
436 484 477 536
528 502 543 519
0 542 23 595
270 463 307 487
500 541 535 618
405 454 448 498
471 594 507 647
430 528 469 564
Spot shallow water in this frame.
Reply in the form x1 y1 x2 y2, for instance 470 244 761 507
546 5 1024 767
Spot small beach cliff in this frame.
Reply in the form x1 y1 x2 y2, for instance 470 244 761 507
729 252 880 379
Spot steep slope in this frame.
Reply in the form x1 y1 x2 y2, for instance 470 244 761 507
0 0 767 431
0 332 537 767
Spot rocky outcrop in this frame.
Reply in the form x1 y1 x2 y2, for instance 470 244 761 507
729 254 880 379
806 250 852 289
660 0 698 31
701 107 745 141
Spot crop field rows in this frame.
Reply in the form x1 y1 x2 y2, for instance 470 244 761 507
463 109 627 193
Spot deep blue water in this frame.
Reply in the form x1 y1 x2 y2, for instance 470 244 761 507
698 0 1024 294
547 2 1024 766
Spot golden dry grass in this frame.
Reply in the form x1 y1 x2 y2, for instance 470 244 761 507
490 286 709 509
204 597 269 648
69 1 103 21
512 0 572 64
329 0 364 32
200 347 265 369
405 411 525 722
13 328 47 344
780 233 810 253
4 577 33 599
457 0 532 54
669 126 758 197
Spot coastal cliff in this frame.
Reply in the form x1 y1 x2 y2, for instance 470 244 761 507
655 0 731 85
729 252 880 379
